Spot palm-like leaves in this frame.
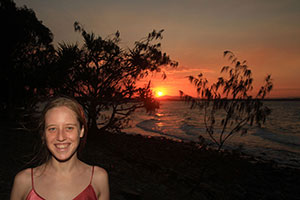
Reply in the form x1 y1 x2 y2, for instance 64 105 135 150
52 22 177 133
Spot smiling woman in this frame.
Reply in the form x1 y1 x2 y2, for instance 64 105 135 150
44 106 84 162
10 96 110 200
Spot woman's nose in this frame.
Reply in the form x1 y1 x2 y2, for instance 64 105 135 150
56 129 66 141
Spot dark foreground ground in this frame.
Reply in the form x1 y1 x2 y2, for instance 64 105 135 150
1 121 300 200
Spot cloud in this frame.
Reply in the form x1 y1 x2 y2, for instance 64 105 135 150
166 66 216 74
274 87 300 91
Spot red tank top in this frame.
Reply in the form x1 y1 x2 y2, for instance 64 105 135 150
25 166 97 200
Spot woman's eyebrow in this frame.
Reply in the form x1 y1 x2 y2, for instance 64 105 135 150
65 123 77 126
45 124 56 128
45 123 77 128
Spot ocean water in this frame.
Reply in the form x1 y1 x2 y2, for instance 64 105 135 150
124 100 300 168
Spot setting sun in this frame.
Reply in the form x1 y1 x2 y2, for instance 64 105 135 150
153 87 166 98
157 91 164 97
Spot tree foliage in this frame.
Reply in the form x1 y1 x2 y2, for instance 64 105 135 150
180 51 273 151
51 22 177 134
0 0 177 135
0 0 54 116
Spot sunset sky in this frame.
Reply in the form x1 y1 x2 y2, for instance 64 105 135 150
15 0 300 98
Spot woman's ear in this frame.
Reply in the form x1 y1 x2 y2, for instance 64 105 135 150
80 127 84 138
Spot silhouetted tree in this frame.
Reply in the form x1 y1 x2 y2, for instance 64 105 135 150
180 51 273 151
52 22 177 134
0 0 54 118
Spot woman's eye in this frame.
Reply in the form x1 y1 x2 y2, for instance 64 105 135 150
48 127 56 132
66 127 74 131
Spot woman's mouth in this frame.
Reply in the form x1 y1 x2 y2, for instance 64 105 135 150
55 143 70 151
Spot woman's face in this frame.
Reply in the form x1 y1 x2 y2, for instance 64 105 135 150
44 106 84 162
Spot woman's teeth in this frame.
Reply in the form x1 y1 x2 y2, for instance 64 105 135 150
55 144 69 149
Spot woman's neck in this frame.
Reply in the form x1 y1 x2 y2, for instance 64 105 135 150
46 154 82 174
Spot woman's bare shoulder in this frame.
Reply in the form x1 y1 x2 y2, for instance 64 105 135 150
10 168 32 200
14 168 32 186
93 166 109 183
92 166 110 200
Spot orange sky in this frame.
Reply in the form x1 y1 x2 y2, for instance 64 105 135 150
15 0 300 98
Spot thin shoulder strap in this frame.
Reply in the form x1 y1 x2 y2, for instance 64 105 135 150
89 166 95 184
31 168 35 190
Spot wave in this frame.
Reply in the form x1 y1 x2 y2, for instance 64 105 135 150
136 119 185 141
252 128 300 148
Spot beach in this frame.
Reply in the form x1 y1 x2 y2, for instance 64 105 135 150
1 120 300 200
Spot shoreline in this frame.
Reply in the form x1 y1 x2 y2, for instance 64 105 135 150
124 99 300 171
123 127 300 170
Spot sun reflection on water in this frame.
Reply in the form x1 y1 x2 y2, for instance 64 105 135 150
155 113 164 117
156 122 164 127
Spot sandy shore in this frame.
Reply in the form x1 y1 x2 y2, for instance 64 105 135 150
1 121 300 200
